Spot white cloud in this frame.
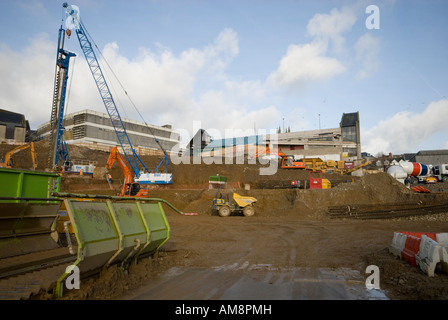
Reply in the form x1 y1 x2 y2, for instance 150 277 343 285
306 7 358 54
0 33 55 126
268 41 346 89
268 6 360 91
362 99 448 155
355 33 380 80
0 27 281 140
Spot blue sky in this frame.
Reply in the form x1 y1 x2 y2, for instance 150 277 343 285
0 0 447 155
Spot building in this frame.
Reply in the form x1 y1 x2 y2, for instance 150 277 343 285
202 135 262 158
186 129 212 155
0 109 31 143
36 109 180 155
413 150 448 165
202 112 361 162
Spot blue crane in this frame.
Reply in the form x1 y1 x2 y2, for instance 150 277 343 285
62 3 150 179
48 26 76 170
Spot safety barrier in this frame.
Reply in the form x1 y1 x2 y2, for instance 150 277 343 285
389 232 435 259
390 231 448 277
401 235 421 266
436 233 448 248
55 198 170 297
415 235 448 277
399 231 436 240
389 232 408 258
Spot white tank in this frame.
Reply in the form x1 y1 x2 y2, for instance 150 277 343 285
398 160 414 175
398 160 430 176
387 165 407 183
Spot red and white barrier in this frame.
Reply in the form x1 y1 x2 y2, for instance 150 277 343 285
390 231 448 277
390 232 408 258
415 235 448 276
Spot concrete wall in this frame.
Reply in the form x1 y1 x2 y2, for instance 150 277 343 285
0 125 5 142
13 127 26 143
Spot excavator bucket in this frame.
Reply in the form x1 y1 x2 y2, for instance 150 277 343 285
232 193 257 208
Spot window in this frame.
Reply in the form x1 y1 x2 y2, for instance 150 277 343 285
342 126 357 142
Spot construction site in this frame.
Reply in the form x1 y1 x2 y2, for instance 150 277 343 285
1 3 448 303
1 139 448 301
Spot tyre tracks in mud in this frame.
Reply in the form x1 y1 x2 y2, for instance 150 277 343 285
165 215 371 272
123 214 448 300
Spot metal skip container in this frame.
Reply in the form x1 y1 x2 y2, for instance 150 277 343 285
0 168 61 259
55 197 170 297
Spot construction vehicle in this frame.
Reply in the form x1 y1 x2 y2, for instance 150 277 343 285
252 147 305 169
212 186 257 217
281 155 306 169
106 146 148 197
425 176 438 184
62 3 171 185
301 158 341 172
432 164 448 182
0 142 37 169
343 159 373 174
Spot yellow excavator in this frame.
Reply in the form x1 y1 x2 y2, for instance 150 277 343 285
0 142 37 169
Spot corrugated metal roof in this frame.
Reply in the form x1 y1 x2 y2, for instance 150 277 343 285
417 150 448 155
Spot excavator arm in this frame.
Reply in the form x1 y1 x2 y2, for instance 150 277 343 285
0 142 37 169
105 146 148 197
251 147 286 159
106 146 133 185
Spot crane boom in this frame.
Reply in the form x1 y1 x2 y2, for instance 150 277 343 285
62 3 172 184
63 3 148 178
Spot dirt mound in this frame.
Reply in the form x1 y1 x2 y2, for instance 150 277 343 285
364 248 448 300
3 141 448 220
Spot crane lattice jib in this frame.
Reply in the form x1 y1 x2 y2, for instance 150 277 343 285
74 23 148 177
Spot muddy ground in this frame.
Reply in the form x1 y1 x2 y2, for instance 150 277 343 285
2 141 448 300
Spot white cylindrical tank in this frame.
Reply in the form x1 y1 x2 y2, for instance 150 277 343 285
399 160 430 177
387 165 407 183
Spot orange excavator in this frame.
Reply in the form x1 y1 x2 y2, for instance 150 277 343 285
252 147 306 169
106 146 148 197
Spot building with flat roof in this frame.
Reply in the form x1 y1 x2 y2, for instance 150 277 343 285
0 109 30 143
36 109 180 155
202 112 361 162
413 150 448 165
